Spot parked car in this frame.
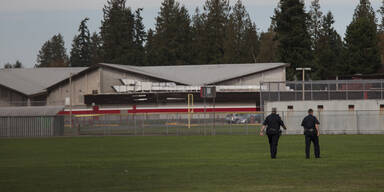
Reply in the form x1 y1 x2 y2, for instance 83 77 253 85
225 114 249 124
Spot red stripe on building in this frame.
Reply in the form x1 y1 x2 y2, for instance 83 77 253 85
58 107 260 115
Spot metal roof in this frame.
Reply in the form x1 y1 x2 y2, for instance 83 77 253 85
0 106 64 116
0 68 86 96
100 63 288 85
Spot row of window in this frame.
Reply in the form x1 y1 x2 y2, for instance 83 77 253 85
286 104 384 111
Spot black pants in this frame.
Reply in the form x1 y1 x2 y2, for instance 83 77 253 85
267 134 280 158
305 134 320 158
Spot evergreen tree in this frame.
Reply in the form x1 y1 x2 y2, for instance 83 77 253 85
223 0 259 63
132 8 146 66
191 8 205 64
313 12 343 79
343 0 381 75
152 0 193 65
89 32 104 65
101 0 143 65
257 25 279 63
36 34 68 67
379 0 384 32
200 0 231 64
273 0 312 80
308 0 323 49
145 29 157 66
4 60 22 69
70 18 92 67
377 0 384 71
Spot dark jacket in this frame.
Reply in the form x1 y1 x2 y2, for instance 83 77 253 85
263 113 286 135
301 114 320 135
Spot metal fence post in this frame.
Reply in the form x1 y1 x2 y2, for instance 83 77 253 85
311 81 313 100
346 81 349 100
328 83 331 100
166 114 169 136
7 116 10 137
381 80 383 100
246 123 249 135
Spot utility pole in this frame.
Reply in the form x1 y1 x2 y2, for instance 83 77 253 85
69 73 73 133
296 68 311 101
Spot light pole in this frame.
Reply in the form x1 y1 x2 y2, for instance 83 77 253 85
69 73 73 133
296 68 311 101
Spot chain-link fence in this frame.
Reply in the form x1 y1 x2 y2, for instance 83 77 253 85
63 110 384 136
64 112 264 136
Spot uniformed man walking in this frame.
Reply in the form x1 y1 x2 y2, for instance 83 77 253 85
260 108 287 159
301 109 321 159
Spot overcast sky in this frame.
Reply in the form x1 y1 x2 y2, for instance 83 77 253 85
0 0 382 68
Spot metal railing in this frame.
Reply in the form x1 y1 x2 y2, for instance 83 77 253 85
260 80 384 109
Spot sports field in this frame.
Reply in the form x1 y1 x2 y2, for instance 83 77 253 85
0 135 383 192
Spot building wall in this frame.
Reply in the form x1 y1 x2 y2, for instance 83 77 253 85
47 68 101 106
218 67 286 86
265 100 384 112
0 85 28 106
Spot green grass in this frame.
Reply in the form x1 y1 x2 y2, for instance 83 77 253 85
0 135 384 192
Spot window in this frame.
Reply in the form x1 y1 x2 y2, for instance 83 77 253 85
287 106 294 111
92 90 98 94
318 105 324 111
380 105 384 111
348 105 355 111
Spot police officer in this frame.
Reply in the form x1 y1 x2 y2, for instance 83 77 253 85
301 109 320 159
260 108 287 159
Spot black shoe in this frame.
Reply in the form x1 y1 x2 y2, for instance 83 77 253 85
306 157 310 159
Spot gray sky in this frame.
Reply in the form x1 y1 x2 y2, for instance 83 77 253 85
0 0 382 68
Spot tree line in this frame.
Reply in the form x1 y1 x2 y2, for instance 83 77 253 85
33 0 384 80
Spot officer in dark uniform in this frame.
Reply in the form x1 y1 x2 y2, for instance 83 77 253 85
260 108 287 159
301 109 320 159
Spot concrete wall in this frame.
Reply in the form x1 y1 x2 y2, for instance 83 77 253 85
264 100 384 135
265 100 384 112
270 110 384 135
47 68 101 106
219 67 286 86
0 85 28 106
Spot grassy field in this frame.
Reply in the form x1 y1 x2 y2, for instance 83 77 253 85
0 135 383 192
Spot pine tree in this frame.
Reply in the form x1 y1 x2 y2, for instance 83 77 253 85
308 0 323 49
377 0 384 72
133 8 147 66
257 24 279 63
313 12 343 79
145 29 157 66
152 0 193 65
70 18 92 67
191 8 205 64
223 0 259 63
200 0 231 64
273 0 312 80
379 0 384 32
101 0 138 65
36 34 68 67
89 32 104 65
343 0 381 75
3 60 22 69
